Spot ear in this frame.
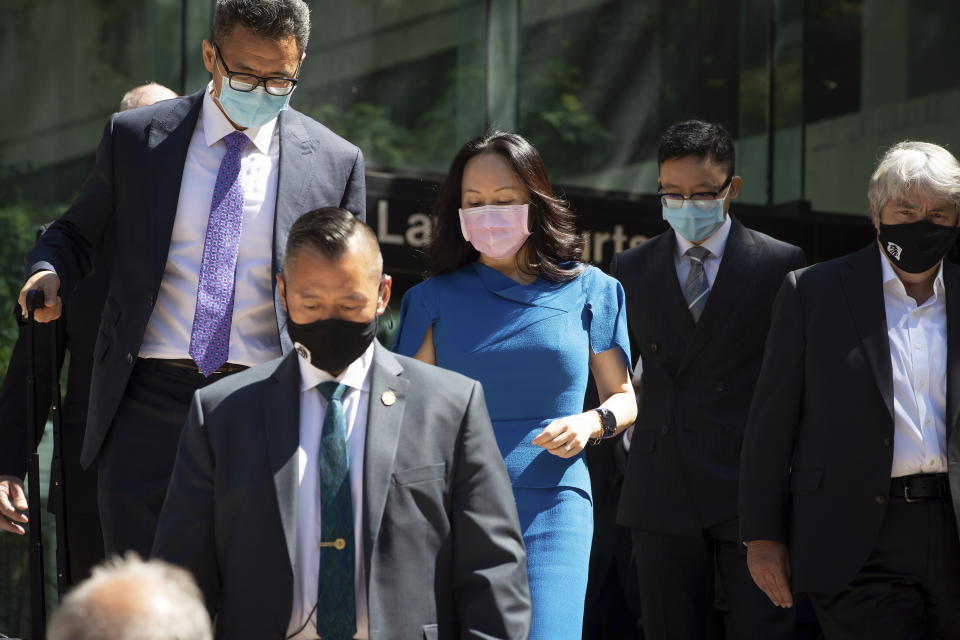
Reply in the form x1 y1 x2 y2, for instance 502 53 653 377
376 274 393 315
728 176 743 202
277 273 288 312
201 40 216 77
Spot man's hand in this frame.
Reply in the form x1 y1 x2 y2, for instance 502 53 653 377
18 270 62 322
0 476 29 535
532 412 602 458
746 539 793 608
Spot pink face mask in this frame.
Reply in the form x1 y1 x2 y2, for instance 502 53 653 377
458 204 532 259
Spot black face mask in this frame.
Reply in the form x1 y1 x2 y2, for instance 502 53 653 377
287 315 378 374
878 219 959 274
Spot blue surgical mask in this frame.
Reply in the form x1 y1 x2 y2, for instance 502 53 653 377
662 191 729 243
216 76 293 129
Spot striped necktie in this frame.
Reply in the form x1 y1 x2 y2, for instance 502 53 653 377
684 245 711 323
315 381 356 640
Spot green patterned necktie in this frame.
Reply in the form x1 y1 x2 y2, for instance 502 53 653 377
315 381 356 640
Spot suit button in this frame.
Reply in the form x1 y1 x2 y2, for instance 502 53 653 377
715 382 725 392
650 342 659 353
660 425 669 435
148 295 155 307
126 353 133 364
875 495 886 505
883 437 891 447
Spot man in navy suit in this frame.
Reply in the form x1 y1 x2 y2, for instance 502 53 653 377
612 120 805 639
17 0 365 557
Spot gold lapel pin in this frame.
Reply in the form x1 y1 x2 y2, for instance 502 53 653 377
381 390 397 406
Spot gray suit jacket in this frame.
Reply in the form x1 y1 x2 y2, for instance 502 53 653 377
153 342 531 640
26 89 366 468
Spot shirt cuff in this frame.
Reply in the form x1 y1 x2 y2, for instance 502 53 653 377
621 425 635 452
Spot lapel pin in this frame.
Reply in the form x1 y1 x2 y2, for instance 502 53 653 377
381 390 397 406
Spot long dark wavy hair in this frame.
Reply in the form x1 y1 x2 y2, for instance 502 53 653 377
426 131 585 283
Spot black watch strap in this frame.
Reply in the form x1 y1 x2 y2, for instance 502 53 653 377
590 407 617 444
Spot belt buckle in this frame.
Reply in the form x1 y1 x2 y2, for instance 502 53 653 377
904 485 918 503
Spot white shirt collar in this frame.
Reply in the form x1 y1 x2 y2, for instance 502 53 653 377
674 213 733 261
297 341 375 394
879 243 946 301
202 82 276 155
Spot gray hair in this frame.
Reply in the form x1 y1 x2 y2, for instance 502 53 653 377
211 0 311 54
119 83 178 111
48 553 212 640
867 141 960 214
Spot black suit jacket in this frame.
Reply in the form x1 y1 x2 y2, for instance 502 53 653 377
612 217 806 536
0 226 112 506
153 342 531 640
26 90 366 468
739 244 960 594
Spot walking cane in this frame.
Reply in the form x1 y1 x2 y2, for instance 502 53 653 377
48 301 70 594
24 288 47 638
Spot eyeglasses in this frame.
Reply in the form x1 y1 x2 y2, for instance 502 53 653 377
214 43 299 96
660 176 733 210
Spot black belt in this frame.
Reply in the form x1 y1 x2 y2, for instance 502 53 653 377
147 358 248 376
890 473 950 502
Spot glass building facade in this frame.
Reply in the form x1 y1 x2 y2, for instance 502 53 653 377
1 0 959 635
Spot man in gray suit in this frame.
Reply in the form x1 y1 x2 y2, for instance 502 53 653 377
153 208 531 640
16 0 364 557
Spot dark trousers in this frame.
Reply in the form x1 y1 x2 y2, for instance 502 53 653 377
632 522 795 640
808 497 960 640
97 359 234 556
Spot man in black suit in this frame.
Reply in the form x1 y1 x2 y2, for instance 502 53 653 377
611 119 805 639
16 0 365 557
740 141 960 639
0 84 177 580
153 208 530 640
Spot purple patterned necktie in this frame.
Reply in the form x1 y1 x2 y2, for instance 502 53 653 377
189 130 248 377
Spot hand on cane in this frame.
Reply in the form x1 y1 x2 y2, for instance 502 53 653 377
18 270 62 322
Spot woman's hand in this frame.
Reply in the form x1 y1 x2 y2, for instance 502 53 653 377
531 412 602 458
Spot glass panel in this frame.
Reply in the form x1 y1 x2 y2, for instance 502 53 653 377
298 0 488 173
516 0 742 196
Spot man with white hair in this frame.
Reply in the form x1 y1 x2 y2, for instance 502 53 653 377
47 553 212 640
739 141 960 638
119 83 177 111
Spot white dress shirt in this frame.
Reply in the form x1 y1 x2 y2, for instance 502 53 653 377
673 214 732 289
139 83 281 367
287 343 373 640
881 251 949 478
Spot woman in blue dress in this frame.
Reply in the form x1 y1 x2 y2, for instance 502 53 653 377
394 132 637 639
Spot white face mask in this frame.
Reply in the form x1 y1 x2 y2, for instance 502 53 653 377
458 204 532 259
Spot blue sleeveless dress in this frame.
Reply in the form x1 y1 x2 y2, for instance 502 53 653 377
394 262 630 639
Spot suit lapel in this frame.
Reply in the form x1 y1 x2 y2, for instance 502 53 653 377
362 342 410 571
263 353 303 573
944 262 960 438
649 231 696 348
147 90 204 290
273 110 317 354
679 218 758 372
840 244 894 420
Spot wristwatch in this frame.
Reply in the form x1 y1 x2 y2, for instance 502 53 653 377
589 407 617 445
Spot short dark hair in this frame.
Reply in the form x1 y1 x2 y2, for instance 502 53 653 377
427 131 584 283
284 207 380 272
657 119 735 177
211 0 311 54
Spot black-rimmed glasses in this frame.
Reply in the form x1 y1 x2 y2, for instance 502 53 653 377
660 176 733 209
214 43 299 96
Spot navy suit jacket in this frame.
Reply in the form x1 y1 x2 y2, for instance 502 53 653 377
26 90 365 468
612 217 806 536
